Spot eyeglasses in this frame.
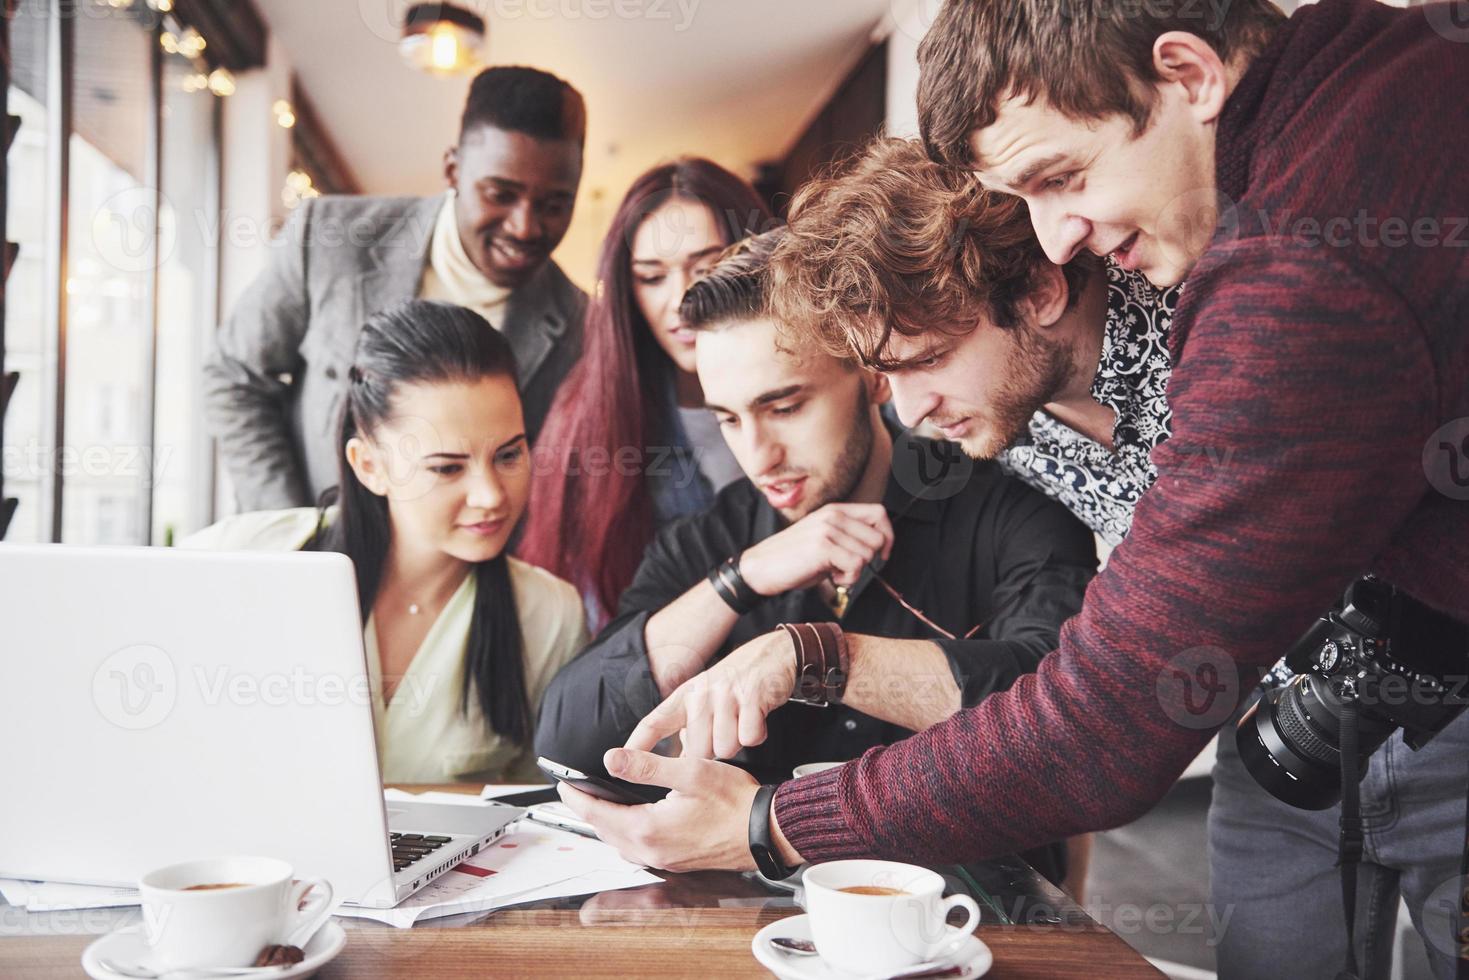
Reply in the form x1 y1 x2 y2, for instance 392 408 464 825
855 559 1052 641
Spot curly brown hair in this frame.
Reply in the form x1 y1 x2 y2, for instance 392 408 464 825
768 137 1092 370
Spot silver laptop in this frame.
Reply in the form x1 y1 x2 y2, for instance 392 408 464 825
0 544 523 909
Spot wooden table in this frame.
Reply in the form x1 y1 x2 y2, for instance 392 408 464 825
1 785 1162 979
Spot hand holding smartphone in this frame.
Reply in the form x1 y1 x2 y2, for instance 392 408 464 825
536 757 664 805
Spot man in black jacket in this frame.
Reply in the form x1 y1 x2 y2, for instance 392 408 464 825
535 232 1096 878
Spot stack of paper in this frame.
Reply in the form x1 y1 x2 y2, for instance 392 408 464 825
0 878 138 911
333 823 661 928
2 787 656 923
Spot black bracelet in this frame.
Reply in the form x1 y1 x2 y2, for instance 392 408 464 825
748 783 797 880
707 556 761 615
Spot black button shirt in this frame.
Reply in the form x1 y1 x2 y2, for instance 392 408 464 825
536 429 1097 786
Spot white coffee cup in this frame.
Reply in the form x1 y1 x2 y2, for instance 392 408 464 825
800 859 980 974
791 761 844 779
138 856 334 971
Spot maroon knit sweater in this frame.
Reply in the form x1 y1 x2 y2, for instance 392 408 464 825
774 0 1469 863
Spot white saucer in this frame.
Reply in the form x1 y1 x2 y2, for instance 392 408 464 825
81 919 346 980
752 914 992 980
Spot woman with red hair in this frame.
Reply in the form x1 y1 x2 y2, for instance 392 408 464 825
519 159 772 625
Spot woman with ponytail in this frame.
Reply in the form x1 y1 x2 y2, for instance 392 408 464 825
518 158 772 626
185 299 587 783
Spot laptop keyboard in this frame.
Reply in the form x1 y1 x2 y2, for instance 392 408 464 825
390 833 454 873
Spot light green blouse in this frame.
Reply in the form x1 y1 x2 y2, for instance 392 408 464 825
181 508 589 784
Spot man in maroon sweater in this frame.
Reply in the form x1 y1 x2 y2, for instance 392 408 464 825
558 0 1468 972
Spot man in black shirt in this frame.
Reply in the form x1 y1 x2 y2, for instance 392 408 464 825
535 233 1096 879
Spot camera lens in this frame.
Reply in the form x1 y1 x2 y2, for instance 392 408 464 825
1236 674 1396 810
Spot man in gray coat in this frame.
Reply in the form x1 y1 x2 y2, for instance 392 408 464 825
204 66 588 511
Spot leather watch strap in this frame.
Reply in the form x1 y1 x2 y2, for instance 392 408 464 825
780 622 851 707
748 783 796 880
708 556 761 615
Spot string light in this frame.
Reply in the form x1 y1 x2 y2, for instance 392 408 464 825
178 28 206 59
207 68 235 98
282 170 321 210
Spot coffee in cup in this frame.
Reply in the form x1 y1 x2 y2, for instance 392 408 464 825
801 859 980 974
139 857 334 971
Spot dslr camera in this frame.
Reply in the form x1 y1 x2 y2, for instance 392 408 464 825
1237 575 1469 810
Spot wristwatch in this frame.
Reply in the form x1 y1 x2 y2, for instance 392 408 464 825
748 784 797 880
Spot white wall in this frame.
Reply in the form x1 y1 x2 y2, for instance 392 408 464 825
883 0 940 138
219 34 296 315
214 34 297 516
883 0 930 138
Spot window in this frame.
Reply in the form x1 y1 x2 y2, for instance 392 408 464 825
62 5 155 545
152 41 220 545
3 0 53 543
1 0 222 545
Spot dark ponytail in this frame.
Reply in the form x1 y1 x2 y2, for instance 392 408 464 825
305 300 532 745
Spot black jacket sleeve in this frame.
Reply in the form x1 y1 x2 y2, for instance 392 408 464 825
534 497 746 776
936 484 1097 707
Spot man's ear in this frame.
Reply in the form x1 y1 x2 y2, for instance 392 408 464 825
443 145 459 191
1152 30 1231 124
1019 262 1071 332
345 436 389 497
865 368 892 407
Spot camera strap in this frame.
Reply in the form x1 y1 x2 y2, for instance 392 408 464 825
1460 771 1469 980
1336 697 1365 980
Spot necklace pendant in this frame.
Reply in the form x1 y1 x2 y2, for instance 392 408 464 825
832 586 849 619
408 603 421 616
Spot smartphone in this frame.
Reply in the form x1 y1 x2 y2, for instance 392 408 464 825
525 801 599 839
536 757 663 805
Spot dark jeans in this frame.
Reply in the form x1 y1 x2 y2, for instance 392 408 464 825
1209 693 1468 980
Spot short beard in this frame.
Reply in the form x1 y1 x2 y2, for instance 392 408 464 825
795 383 875 518
960 324 1075 460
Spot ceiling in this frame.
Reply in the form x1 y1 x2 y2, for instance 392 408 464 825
252 0 895 284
